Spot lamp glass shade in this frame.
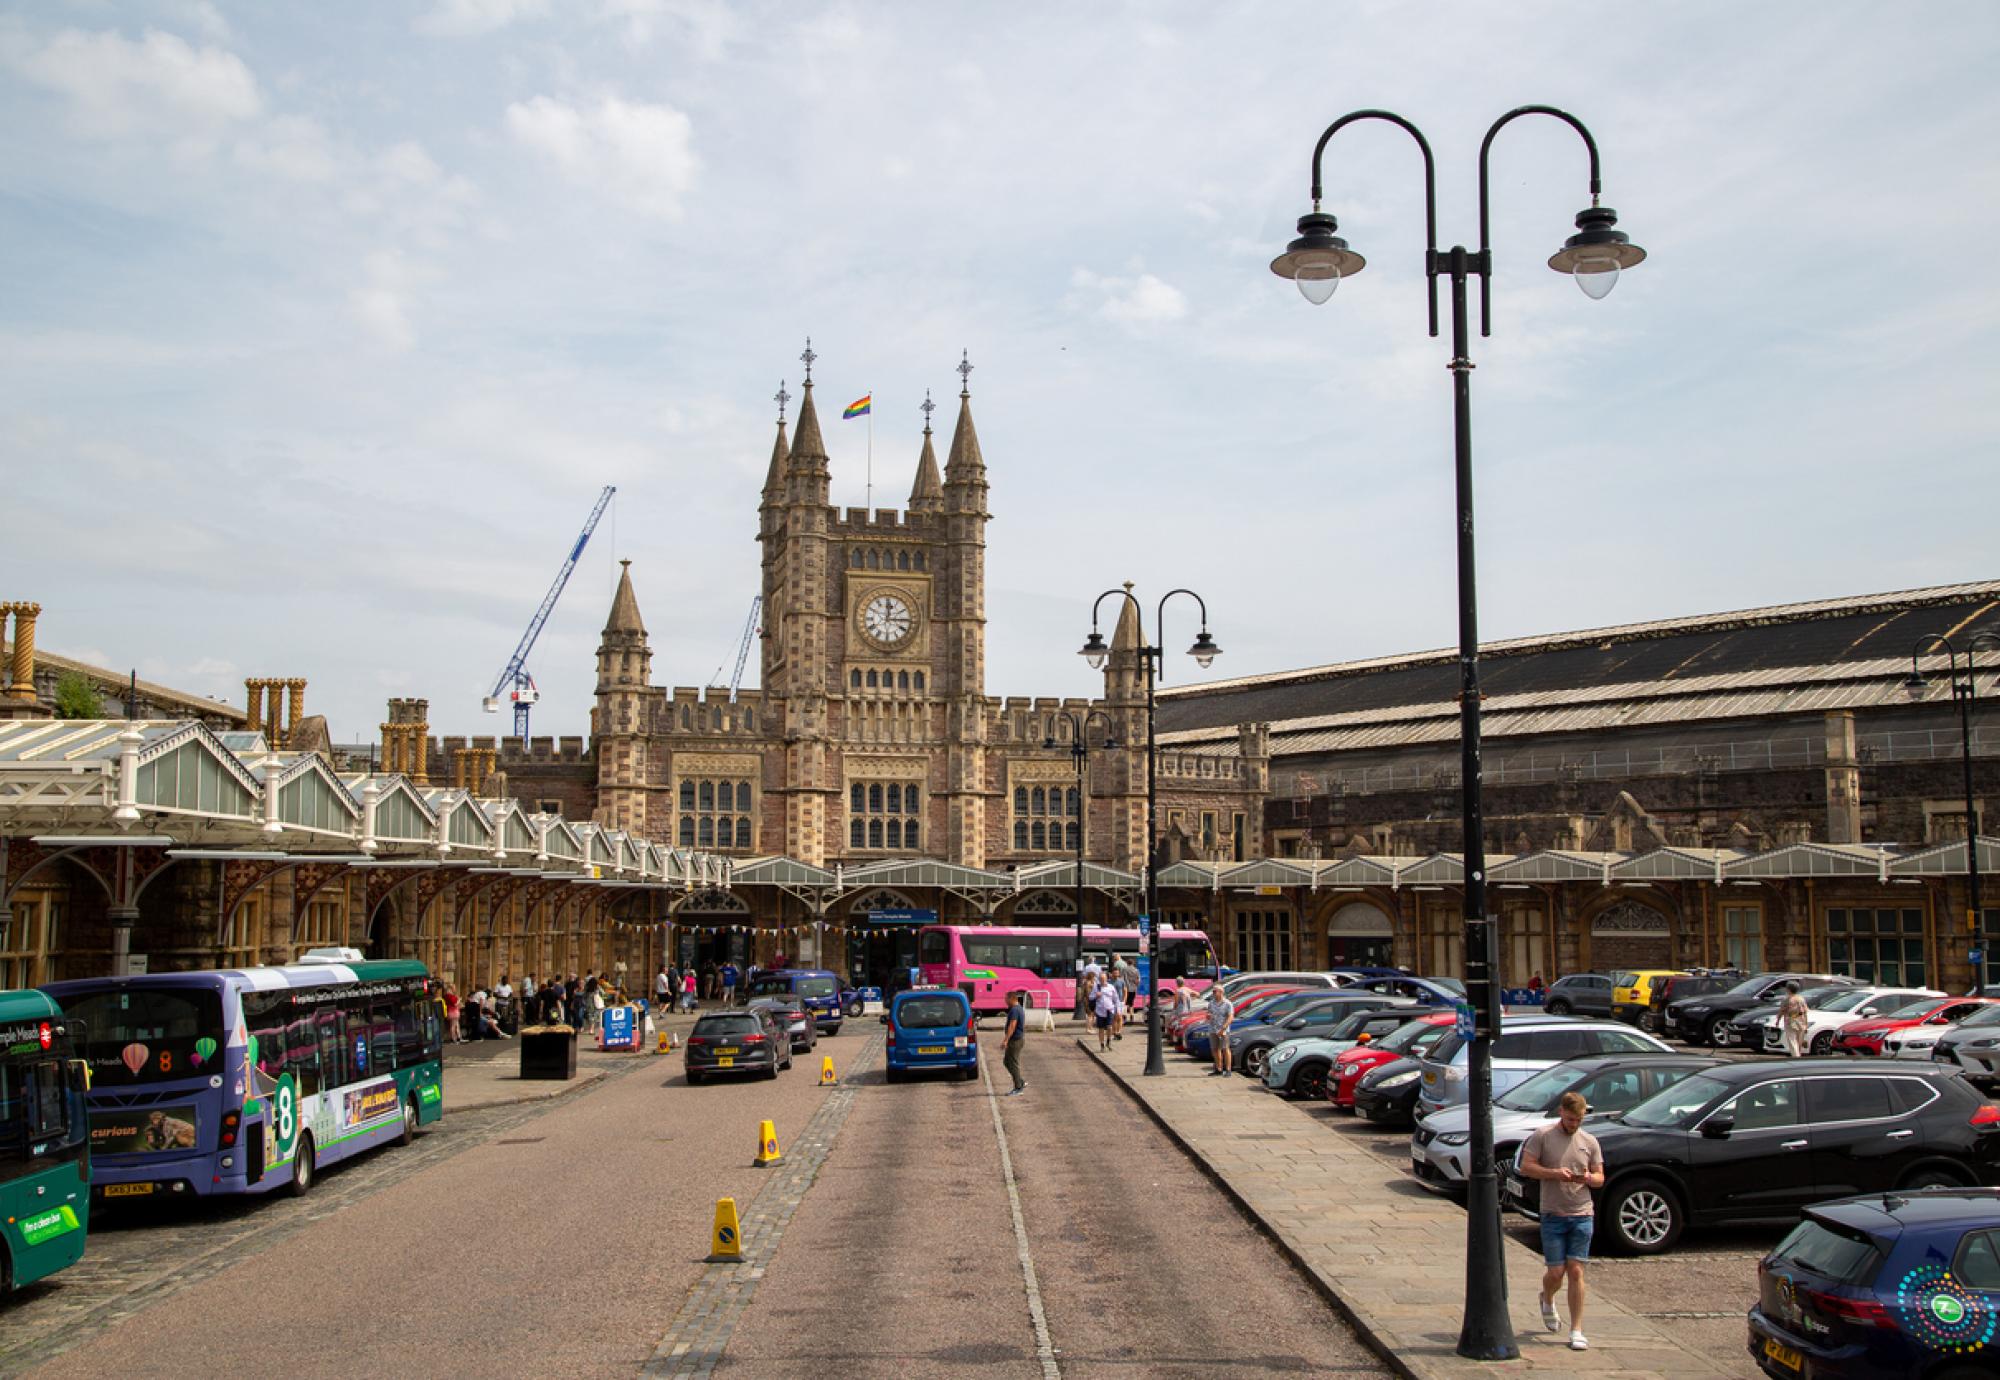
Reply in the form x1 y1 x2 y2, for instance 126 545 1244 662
1902 672 1930 700
1548 207 1645 292
1188 632 1222 668
1297 268 1340 305
1271 211 1365 293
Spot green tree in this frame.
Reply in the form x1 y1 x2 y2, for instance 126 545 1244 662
52 671 104 719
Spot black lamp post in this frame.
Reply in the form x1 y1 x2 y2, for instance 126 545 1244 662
1080 587 1222 1075
1270 107 1644 1362
1045 709 1120 1020
1904 633 2000 994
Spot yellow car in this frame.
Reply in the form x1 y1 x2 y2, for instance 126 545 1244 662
1609 969 1685 1027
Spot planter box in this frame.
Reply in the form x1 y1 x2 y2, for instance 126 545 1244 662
520 1029 578 1080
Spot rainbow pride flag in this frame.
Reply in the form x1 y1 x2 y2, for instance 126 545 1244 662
843 394 872 419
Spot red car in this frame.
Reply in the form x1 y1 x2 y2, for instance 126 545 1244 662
1327 1011 1456 1109
1831 996 1999 1056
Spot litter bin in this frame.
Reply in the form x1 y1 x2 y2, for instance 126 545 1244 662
520 1028 578 1080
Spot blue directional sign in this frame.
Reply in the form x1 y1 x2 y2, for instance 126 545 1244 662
1455 1002 1476 1040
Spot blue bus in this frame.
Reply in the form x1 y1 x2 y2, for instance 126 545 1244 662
44 955 443 1202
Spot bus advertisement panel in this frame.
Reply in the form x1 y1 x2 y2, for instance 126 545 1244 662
917 925 1218 1013
43 958 442 1202
1 988 90 1291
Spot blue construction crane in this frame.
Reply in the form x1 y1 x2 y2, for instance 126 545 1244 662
483 485 616 740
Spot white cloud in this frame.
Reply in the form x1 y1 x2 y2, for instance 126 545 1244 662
349 251 419 352
504 94 698 220
233 114 338 182
379 140 442 185
6 26 259 138
416 0 549 38
1070 269 1189 328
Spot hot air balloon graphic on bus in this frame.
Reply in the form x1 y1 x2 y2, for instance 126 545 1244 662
192 1036 217 1068
120 1042 150 1076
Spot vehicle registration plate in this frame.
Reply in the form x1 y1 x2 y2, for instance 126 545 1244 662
716 1057 734 1068
1410 1141 1426 1162
105 1183 153 1197
717 1046 739 1055
917 1046 947 1054
1762 1337 1803 1371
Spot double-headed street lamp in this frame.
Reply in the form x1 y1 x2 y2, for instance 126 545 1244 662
1045 708 1121 1020
1080 587 1222 1075
1271 106 1645 1361
1904 632 2000 994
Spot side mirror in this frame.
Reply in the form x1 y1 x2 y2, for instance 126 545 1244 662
1701 1116 1734 1140
1356 1033 1373 1045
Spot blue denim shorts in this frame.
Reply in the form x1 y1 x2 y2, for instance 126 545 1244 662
1540 1212 1594 1265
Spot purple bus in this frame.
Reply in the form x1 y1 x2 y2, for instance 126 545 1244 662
43 955 443 1202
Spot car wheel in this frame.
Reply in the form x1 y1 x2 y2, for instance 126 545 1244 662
1901 1164 1971 1191
1543 998 1571 1016
1243 1046 1270 1079
400 1098 418 1146
1705 1015 1734 1047
845 998 865 1018
1603 1177 1682 1255
287 1134 316 1199
1809 1031 1836 1055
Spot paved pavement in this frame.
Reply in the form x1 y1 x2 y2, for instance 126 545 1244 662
1083 1036 1749 1378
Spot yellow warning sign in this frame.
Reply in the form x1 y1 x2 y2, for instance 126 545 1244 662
709 1196 742 1261
753 1117 783 1168
819 1055 837 1086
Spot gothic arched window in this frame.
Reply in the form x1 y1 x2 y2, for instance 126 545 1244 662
715 781 733 811
679 817 695 845
1031 822 1046 850
886 819 901 848
868 819 883 848
698 817 714 846
698 781 713 811
680 705 691 730
1067 787 1080 818
913 671 925 692
898 670 909 691
1014 786 1028 815
851 669 861 689
887 784 902 813
851 783 865 812
868 549 880 569
850 820 864 848
1067 822 1080 851
717 817 733 847
868 784 883 812
1015 821 1028 850
867 670 878 688
897 550 910 570
914 551 926 571
1031 787 1046 816
680 781 695 810
905 822 920 850
737 815 751 844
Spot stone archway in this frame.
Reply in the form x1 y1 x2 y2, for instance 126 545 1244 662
1324 900 1395 969
1586 897 1673 971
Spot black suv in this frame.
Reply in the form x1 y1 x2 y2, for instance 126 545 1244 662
685 1007 792 1083
1665 972 1852 1047
1504 1059 2000 1255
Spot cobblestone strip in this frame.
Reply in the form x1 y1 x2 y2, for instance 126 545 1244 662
0 1055 657 1375
641 1033 883 1378
981 1043 1062 1380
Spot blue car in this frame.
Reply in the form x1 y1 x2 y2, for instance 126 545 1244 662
745 969 845 1034
883 989 979 1083
1750 1188 2000 1379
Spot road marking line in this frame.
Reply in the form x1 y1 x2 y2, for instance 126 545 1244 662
981 1050 1062 1380
641 1033 882 1377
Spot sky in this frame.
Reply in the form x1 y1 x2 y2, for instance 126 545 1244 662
4 1 1998 744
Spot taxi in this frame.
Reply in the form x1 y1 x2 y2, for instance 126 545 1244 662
1609 969 1685 1026
883 987 978 1083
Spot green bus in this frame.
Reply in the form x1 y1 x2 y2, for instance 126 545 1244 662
1 988 90 1291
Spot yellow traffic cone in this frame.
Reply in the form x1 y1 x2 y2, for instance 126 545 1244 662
753 1118 783 1167
708 1197 742 1261
659 1028 672 1053
819 1055 837 1086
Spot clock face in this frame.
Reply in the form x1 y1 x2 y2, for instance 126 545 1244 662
861 592 915 647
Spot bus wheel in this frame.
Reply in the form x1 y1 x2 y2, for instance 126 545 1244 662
288 1134 316 1198
400 1099 419 1146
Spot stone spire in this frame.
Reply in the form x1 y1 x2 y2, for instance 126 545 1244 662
761 381 792 508
1110 584 1141 655
908 389 944 514
787 339 830 494
943 349 986 499
605 559 646 637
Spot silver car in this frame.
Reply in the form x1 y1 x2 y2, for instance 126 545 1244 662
1410 1053 1720 1193
1932 1003 2000 1084
1416 1015 1672 1115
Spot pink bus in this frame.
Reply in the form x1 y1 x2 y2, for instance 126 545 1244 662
917 925 1219 1014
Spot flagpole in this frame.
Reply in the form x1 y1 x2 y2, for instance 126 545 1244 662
866 388 874 511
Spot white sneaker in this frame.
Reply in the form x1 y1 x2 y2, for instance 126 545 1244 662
1539 1297 1560 1332
1568 1331 1588 1351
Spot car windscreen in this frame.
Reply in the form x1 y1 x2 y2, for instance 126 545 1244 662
1372 1018 1437 1054
897 997 966 1029
1959 1003 2000 1029
1727 974 1779 996
1771 1219 1884 1285
1495 1063 1584 1111
1329 1008 1396 1039
796 977 838 999
1425 1032 1464 1064
1883 991 1948 1016
694 1015 764 1037
1801 986 1856 1009
1620 1071 1731 1128
1818 989 1874 1013
1426 976 1466 995
61 986 224 1086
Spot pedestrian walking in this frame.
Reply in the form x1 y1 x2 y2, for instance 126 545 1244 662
1779 980 1810 1058
655 964 672 1007
1206 985 1233 1075
721 961 740 1006
1091 979 1119 1051
1002 989 1028 1094
682 968 698 1013
1521 1090 1605 1351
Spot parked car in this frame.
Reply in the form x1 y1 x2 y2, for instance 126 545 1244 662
1540 973 1616 1018
1932 1004 2000 1086
882 988 979 1082
1666 973 1854 1047
1503 1059 2000 1255
1834 998 2000 1057
1327 966 1409 985
1244 1003 1418 1080
1173 984 1307 1048
1608 969 1685 1026
1351 1055 1427 1127
1411 1053 1722 1196
1324 1013 1457 1108
744 968 847 1033
1418 1015 1673 1115
1727 983 1910 1048
1348 974 1467 1008
1645 968 1746 1032
1184 989 1336 1059
685 1007 791 1083
746 995 819 1053
1233 999 1417 1079
1749 987 1943 1055
1749 1189 2000 1379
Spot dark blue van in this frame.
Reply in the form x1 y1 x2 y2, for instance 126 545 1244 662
745 969 844 1034
884 988 978 1082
